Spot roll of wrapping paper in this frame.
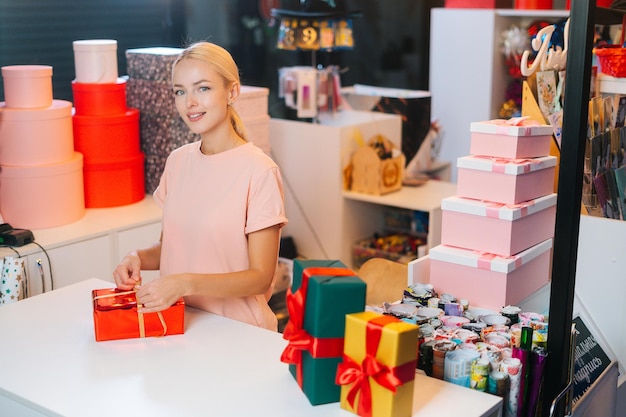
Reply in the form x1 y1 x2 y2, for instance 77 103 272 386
432 340 456 380
512 326 533 417
501 357 522 417
0 256 25 304
444 347 480 387
488 370 509 397
470 357 490 391
525 347 548 417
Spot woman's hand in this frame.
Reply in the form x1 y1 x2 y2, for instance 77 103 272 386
113 251 142 291
135 275 184 313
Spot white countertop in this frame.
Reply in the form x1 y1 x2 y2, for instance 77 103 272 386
0 279 502 417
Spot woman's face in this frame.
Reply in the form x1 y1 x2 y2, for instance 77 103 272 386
172 57 231 136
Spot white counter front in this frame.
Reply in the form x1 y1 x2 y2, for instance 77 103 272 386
0 279 502 417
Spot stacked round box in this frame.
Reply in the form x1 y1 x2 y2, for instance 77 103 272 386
125 47 195 194
430 118 558 310
71 40 145 208
0 65 85 229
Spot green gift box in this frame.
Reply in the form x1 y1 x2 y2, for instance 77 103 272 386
281 259 366 405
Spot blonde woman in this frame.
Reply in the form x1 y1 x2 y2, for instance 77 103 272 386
113 42 287 331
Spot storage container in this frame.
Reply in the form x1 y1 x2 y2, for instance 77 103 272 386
234 86 270 120
243 114 271 155
125 47 183 81
1 65 53 109
0 152 85 229
126 78 177 116
456 155 556 204
71 78 127 116
429 239 552 311
73 39 118 84
73 108 140 163
0 100 74 166
469 119 553 159
83 152 145 208
441 193 557 256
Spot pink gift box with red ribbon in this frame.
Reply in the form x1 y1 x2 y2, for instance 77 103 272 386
441 193 557 256
469 118 553 159
428 239 552 311
456 155 557 204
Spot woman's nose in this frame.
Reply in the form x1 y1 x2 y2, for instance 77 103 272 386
185 92 197 108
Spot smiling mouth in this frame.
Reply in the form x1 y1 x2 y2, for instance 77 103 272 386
187 112 205 122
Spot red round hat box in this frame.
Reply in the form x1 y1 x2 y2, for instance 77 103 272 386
0 152 86 229
0 100 75 166
73 108 140 163
83 152 145 208
72 78 128 116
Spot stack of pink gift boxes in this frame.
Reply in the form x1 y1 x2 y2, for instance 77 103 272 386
429 118 558 311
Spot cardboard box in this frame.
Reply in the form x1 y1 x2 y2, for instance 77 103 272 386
350 136 405 195
441 194 557 256
337 311 419 417
233 86 270 120
469 119 553 159
456 155 557 204
429 239 552 311
92 288 184 342
281 259 366 405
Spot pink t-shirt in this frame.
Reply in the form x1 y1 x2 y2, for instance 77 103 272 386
154 141 288 330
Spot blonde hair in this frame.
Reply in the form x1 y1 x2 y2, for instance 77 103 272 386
173 42 248 141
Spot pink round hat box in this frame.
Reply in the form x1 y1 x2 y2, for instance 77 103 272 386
0 100 74 166
1 65 53 109
0 152 86 229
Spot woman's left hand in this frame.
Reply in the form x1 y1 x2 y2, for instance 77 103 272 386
135 275 184 313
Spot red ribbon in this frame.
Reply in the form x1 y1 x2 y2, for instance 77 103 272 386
335 315 417 417
280 267 356 387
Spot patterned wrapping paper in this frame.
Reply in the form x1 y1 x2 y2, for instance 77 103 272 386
0 256 25 305
125 47 183 81
139 113 198 156
126 78 178 117
336 311 419 417
92 288 185 342
281 259 366 405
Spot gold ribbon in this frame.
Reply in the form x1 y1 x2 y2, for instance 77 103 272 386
93 289 168 338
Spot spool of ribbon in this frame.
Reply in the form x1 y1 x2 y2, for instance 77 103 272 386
280 267 356 387
335 315 416 417
92 289 167 338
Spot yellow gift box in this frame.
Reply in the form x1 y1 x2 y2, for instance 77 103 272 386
336 311 419 417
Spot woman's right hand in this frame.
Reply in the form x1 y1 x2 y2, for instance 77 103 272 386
113 251 142 290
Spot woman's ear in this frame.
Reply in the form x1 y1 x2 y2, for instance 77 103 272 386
229 82 240 104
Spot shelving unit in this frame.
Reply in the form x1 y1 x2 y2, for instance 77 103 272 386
269 110 457 268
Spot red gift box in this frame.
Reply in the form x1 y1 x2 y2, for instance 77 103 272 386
92 288 185 342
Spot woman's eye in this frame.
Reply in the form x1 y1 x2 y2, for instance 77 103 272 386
199 86 210 92
173 89 184 96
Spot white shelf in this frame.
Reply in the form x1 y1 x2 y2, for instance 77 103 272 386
598 73 626 95
343 180 457 212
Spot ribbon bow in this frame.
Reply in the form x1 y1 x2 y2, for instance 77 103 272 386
93 289 167 338
335 315 415 417
280 267 356 387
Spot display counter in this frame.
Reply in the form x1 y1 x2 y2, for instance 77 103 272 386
0 278 503 417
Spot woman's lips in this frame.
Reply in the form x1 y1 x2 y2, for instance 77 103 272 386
187 112 205 122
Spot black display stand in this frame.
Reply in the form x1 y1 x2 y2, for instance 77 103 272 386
545 1 623 416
